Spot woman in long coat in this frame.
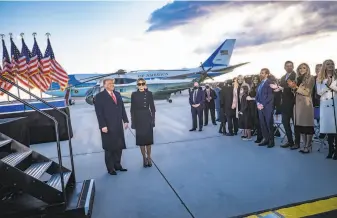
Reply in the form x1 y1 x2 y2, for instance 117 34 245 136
247 75 263 142
316 59 337 159
131 78 156 167
288 63 315 153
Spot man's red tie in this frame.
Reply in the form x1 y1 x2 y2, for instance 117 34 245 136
110 92 117 104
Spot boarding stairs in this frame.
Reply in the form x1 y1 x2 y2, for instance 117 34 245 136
0 76 95 218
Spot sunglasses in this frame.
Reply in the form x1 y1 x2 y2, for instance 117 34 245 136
137 82 146 86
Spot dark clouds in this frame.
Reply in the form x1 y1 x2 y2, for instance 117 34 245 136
147 1 337 53
146 1 226 32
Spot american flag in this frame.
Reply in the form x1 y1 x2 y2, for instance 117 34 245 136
0 65 5 96
21 38 48 91
1 38 15 94
10 37 33 89
32 36 51 89
44 38 69 91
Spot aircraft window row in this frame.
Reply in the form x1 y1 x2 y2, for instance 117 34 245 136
114 78 137 84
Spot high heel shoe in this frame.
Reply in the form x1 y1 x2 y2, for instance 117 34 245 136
143 157 148 168
302 135 313 154
147 157 152 167
302 146 312 153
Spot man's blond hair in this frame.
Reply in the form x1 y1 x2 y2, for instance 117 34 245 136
103 78 115 85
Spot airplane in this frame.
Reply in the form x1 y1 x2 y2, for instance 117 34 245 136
84 76 194 105
45 39 249 97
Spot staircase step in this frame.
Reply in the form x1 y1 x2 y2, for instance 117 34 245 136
47 172 72 191
1 151 32 167
0 139 12 148
24 161 52 179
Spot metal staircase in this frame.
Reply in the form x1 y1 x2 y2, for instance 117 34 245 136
0 76 95 218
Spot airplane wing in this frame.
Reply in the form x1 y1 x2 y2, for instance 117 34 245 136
211 62 250 72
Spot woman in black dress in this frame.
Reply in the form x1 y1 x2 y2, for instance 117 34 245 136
248 75 263 142
130 78 156 167
239 84 253 140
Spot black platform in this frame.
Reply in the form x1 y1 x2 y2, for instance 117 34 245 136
0 107 73 144
0 117 30 147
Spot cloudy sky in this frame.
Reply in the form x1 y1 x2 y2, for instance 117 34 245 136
1 1 337 81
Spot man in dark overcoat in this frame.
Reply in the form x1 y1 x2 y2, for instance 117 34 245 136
189 82 205 131
220 79 237 136
203 84 217 126
94 78 129 175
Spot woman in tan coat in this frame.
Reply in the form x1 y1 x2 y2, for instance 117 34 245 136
288 63 315 153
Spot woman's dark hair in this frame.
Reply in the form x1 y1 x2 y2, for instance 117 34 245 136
242 84 249 94
244 75 252 86
137 78 146 83
268 74 277 83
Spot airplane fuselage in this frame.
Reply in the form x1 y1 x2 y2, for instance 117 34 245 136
44 66 232 97
44 38 248 98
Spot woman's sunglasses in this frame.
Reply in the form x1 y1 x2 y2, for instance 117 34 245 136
137 82 146 86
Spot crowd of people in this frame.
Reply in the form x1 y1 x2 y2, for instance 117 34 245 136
189 59 337 159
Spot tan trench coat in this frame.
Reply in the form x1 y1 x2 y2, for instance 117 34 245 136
294 75 315 127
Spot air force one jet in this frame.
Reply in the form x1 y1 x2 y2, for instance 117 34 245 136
45 39 248 97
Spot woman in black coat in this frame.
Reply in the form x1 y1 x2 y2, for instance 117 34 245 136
131 78 156 168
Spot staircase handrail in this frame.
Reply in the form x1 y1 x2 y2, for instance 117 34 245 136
0 75 76 182
0 86 68 205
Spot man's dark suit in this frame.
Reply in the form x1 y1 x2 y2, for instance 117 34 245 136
204 88 217 125
94 89 129 172
220 84 238 135
256 79 274 145
189 87 205 130
279 71 297 145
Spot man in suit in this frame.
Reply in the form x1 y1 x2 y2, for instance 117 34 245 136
204 84 217 126
94 78 129 175
276 61 298 148
220 79 237 136
189 82 205 131
256 68 275 147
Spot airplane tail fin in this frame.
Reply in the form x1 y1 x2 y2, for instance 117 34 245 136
202 39 236 68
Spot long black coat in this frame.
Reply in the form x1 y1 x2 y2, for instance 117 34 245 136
130 90 155 146
220 85 235 117
204 88 217 109
94 89 129 151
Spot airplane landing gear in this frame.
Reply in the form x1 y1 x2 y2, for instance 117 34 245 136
167 98 172 103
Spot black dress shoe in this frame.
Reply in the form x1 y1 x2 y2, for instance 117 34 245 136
226 133 234 136
281 143 292 148
258 140 268 146
108 170 117 175
267 142 275 148
255 139 262 143
117 168 128 171
199 128 202 131
189 128 196 131
213 123 217 125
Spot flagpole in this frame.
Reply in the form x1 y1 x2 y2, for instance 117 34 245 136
0 34 9 102
9 33 21 100
21 33 32 100
45 32 55 100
